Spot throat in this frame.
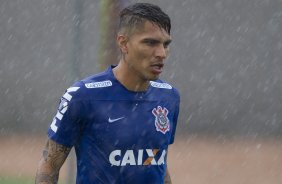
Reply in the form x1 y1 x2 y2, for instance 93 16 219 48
113 65 150 92
131 82 150 92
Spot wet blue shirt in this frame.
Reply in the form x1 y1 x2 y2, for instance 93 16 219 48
48 66 180 184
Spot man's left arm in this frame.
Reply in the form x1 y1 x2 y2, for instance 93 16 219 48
164 167 172 184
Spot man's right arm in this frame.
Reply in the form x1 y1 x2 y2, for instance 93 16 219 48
35 139 71 184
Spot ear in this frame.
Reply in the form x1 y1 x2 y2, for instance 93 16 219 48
117 34 128 54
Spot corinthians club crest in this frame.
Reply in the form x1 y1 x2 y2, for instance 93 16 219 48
152 106 170 134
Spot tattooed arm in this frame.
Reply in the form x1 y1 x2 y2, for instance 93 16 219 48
164 167 172 184
35 139 71 184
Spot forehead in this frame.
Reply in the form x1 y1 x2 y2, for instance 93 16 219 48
130 21 171 41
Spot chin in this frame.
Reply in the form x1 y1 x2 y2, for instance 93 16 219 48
147 75 159 81
142 72 160 81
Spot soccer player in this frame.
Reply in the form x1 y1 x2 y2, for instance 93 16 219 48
36 3 180 184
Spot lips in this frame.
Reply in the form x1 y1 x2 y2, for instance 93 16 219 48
150 63 164 74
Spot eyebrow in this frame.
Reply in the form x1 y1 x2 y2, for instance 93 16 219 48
142 38 172 45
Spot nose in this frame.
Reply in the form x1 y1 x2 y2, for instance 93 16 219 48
155 45 167 60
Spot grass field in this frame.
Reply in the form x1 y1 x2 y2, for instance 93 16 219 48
0 176 33 184
0 176 66 184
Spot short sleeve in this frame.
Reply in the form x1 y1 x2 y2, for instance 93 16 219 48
48 85 85 147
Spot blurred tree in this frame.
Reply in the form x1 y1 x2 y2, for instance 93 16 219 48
69 0 83 84
98 0 129 70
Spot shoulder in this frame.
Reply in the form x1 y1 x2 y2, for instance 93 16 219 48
63 69 113 101
150 79 180 101
81 69 113 89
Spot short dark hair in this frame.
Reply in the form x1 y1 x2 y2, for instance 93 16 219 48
119 3 171 35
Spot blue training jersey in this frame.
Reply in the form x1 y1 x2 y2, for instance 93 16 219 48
48 66 180 184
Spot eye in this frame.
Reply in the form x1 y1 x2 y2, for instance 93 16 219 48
143 39 160 47
143 39 158 46
163 43 169 49
163 41 171 48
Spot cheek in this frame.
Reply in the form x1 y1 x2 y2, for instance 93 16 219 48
137 47 154 60
129 47 152 63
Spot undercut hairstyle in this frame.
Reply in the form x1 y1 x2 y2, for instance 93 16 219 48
119 3 171 36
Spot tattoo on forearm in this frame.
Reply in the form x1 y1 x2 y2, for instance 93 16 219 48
35 173 59 184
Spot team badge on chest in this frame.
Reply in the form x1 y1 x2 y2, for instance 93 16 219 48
152 106 170 134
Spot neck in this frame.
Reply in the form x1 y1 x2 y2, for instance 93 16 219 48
113 60 150 92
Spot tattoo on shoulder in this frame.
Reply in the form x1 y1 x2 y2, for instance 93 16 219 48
43 140 71 156
49 140 71 154
43 141 49 162
42 140 71 169
36 140 71 184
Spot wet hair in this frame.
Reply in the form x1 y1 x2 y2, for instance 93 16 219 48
118 3 171 35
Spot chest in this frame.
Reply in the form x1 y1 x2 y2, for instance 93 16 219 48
83 100 175 149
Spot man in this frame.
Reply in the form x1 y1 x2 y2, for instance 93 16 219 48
36 3 180 184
